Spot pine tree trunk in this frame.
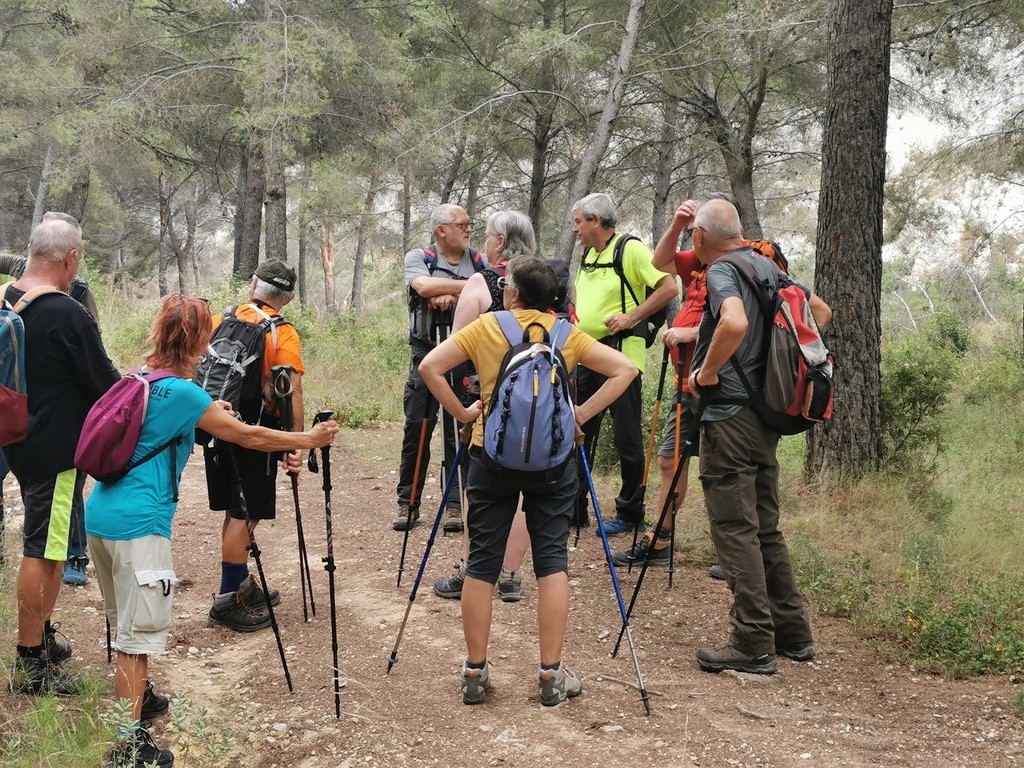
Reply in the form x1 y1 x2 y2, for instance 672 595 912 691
402 166 413 253
807 0 893 477
157 171 171 297
237 140 266 279
64 168 90 224
351 174 378 316
264 165 288 263
555 0 647 267
233 148 248 274
651 98 678 244
32 145 53 228
320 223 336 313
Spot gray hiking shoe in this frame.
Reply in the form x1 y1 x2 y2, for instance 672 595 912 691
393 504 420 531
461 661 492 705
696 644 777 674
238 574 280 608
433 561 466 599
496 569 523 603
777 641 817 661
538 664 582 707
208 590 271 632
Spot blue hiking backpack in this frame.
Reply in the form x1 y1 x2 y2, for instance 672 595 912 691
483 312 575 480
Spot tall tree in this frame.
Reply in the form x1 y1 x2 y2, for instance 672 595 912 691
555 0 647 265
808 0 894 475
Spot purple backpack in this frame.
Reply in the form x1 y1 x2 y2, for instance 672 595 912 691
75 368 180 486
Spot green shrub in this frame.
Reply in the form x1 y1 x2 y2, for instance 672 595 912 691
881 331 959 474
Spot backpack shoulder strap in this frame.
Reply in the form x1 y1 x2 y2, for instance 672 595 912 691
611 234 644 310
469 247 484 273
716 253 774 321
493 311 524 346
11 285 64 314
421 245 438 272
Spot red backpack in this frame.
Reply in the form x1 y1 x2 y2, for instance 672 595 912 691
75 369 183 491
718 254 834 435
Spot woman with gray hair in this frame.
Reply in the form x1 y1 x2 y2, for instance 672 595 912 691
435 211 539 603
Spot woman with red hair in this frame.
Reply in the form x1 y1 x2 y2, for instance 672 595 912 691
85 294 337 768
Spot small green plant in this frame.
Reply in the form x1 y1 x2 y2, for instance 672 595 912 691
166 692 235 767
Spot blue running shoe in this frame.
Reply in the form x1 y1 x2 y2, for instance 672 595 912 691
600 516 645 537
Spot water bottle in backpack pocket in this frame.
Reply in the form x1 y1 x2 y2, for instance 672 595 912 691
483 312 576 481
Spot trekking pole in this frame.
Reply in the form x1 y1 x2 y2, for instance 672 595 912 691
307 410 341 718
435 320 466 537
271 365 315 621
612 394 706 660
220 439 293 691
395 352 436 593
629 344 669 574
573 414 603 548
579 444 651 715
386 425 471 675
106 618 112 663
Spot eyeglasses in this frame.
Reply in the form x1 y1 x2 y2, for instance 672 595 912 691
497 276 515 291
443 221 474 231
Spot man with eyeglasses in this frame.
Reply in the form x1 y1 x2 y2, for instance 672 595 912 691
571 193 677 537
394 204 486 532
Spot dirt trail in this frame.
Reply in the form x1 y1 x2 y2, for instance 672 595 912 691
3 425 1022 767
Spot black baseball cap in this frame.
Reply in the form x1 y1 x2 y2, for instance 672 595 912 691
254 259 296 292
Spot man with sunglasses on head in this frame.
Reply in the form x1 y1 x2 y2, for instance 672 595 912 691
393 204 486 532
571 193 677 536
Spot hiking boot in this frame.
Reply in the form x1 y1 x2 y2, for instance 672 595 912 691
393 504 420 531
600 516 645 537
141 680 170 722
106 726 175 768
696 644 777 675
8 655 84 696
433 561 466 600
497 569 523 603
461 661 492 705
538 664 582 707
611 534 671 567
63 560 88 586
443 506 464 533
708 563 726 581
44 622 72 664
777 641 817 662
238 574 280 608
208 591 272 632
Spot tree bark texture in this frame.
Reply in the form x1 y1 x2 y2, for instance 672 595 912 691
237 140 266 279
651 97 679 244
556 0 647 267
264 165 288 263
808 0 893 477
402 165 413 253
157 171 171 296
233 148 248 274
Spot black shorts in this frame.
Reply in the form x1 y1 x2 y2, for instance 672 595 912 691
464 451 576 584
204 442 279 520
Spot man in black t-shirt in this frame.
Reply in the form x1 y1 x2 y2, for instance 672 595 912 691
2 216 120 696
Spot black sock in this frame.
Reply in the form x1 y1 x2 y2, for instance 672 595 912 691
17 644 44 659
540 661 560 671
465 659 486 670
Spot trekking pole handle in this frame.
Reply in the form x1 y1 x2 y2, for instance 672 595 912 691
271 364 294 398
307 410 335 472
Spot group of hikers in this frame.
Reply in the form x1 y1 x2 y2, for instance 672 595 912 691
0 190 831 765
394 192 831 706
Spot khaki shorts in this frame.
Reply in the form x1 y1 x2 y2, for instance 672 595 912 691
89 534 178 655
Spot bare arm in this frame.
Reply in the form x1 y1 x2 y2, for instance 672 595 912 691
197 401 337 452
410 276 470 299
652 201 698 274
419 338 482 425
689 296 748 393
452 273 492 332
573 343 638 426
810 293 832 330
